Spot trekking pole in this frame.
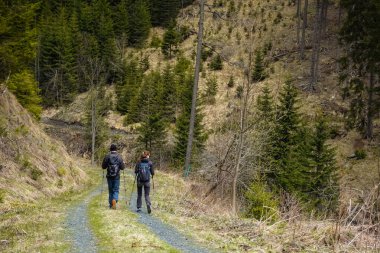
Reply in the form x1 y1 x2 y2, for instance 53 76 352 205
152 175 155 191
129 173 137 206
100 170 105 207
123 169 127 207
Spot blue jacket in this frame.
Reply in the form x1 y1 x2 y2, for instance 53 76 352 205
135 158 154 181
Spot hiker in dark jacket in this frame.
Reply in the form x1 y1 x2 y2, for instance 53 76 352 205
135 151 154 213
102 144 125 209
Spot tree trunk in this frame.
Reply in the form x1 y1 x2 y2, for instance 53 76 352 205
366 70 375 139
184 0 205 177
309 0 322 91
91 87 96 165
232 52 252 215
300 0 308 59
296 0 302 45
321 0 328 37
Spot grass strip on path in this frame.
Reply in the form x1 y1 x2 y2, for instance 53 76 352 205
88 191 179 253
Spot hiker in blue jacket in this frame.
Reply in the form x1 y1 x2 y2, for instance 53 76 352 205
135 151 154 213
102 144 125 209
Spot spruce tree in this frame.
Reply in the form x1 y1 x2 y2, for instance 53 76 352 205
339 0 380 139
149 0 180 27
162 21 180 58
309 115 339 212
0 1 38 82
116 58 143 114
7 70 42 119
209 54 223 70
252 49 266 82
160 64 176 122
174 73 207 164
256 85 274 121
128 0 151 47
270 79 310 196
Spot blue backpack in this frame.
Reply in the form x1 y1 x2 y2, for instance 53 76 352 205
137 162 151 182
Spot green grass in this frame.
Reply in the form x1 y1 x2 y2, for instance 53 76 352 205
88 192 179 253
0 167 98 253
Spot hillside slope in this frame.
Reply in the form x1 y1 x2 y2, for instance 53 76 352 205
0 84 88 209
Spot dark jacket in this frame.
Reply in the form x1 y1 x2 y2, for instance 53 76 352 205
135 158 154 182
102 151 125 178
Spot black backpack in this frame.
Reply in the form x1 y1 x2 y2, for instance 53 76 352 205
137 162 151 182
107 154 120 177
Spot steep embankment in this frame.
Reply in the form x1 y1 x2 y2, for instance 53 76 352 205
0 84 88 208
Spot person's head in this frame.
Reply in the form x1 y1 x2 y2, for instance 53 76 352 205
110 143 117 152
140 150 150 160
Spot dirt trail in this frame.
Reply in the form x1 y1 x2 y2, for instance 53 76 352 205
129 191 211 253
65 184 211 253
65 189 100 253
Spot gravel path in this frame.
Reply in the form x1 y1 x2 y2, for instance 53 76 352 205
65 189 100 253
64 181 211 253
129 191 211 253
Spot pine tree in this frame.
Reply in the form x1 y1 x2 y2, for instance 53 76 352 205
269 79 310 196
227 76 235 88
204 76 218 104
149 0 180 27
7 70 42 119
209 54 223 70
339 0 380 139
252 49 266 82
160 64 176 122
174 73 207 164
309 115 339 212
116 58 144 114
128 0 151 47
0 1 39 82
162 21 180 58
39 7 78 105
256 85 273 121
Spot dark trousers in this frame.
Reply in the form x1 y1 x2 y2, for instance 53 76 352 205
107 177 120 208
137 181 151 209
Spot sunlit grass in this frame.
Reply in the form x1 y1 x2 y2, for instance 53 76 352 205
88 193 179 253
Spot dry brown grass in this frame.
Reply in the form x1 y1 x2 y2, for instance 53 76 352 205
152 171 379 252
0 87 88 210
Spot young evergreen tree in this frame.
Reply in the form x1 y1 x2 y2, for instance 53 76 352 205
252 49 266 82
204 76 218 104
309 115 339 212
227 75 235 88
174 73 207 164
256 85 274 121
162 21 180 58
7 70 42 119
269 79 310 197
160 64 177 122
209 54 223 70
128 0 151 47
116 58 144 114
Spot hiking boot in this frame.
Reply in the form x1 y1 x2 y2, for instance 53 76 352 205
136 208 141 213
147 205 151 214
111 199 116 209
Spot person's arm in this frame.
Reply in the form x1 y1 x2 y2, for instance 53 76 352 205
149 161 154 177
119 155 125 170
101 155 109 169
134 162 139 174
